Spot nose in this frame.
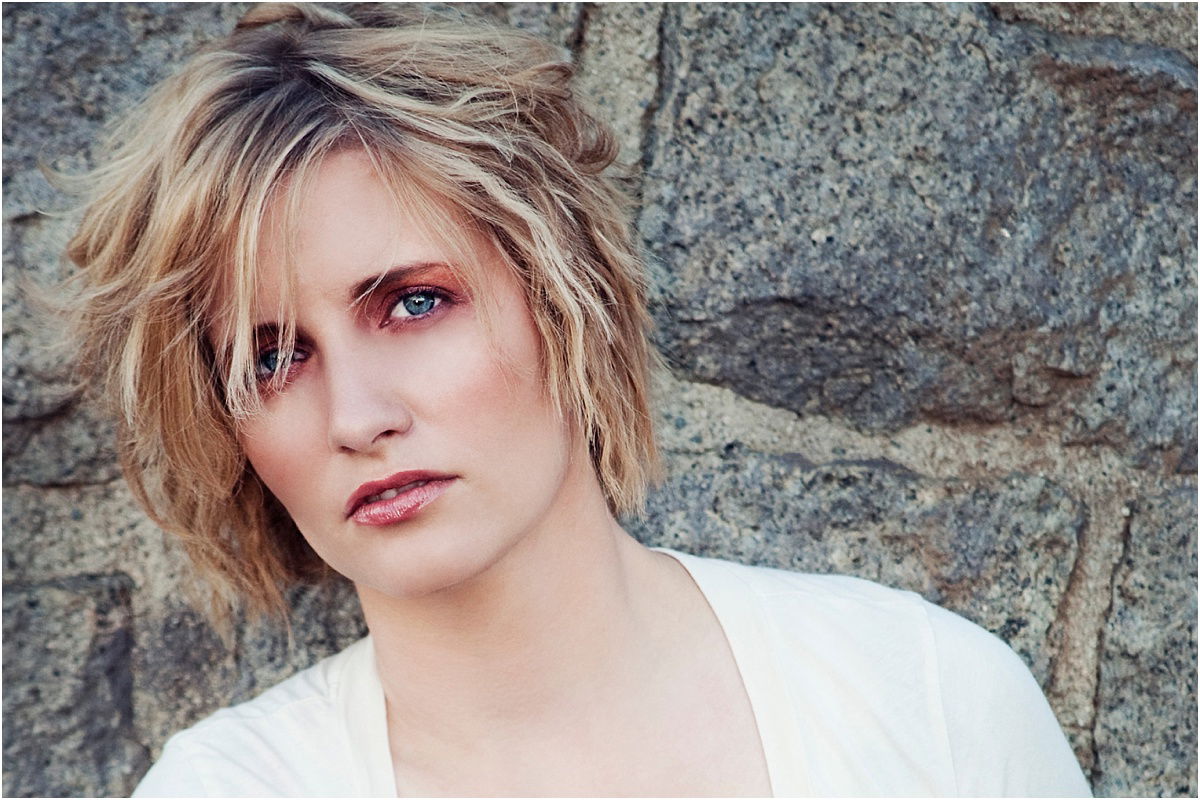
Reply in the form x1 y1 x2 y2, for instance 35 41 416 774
324 349 413 454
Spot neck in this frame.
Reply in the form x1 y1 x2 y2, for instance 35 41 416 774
356 462 669 753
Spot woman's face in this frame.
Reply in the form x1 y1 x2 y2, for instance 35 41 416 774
237 149 582 599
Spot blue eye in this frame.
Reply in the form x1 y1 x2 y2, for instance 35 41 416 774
254 346 307 383
255 349 281 380
391 290 442 319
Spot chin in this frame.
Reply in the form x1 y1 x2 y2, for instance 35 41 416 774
342 525 523 602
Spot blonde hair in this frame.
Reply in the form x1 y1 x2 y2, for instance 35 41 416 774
64 2 662 619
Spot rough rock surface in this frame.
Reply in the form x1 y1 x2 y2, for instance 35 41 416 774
640 3 1196 471
3 580 148 797
3 3 1195 797
990 2 1199 62
1093 488 1198 797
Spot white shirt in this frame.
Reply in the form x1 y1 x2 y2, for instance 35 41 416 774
134 548 1091 797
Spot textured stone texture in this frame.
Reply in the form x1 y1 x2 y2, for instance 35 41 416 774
1094 488 1198 797
3 3 1195 797
574 3 665 167
990 2 1199 63
640 3 1196 470
3 579 149 797
3 398 121 486
3 2 248 425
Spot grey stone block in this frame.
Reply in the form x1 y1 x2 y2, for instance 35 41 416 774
2 578 149 797
2 3 249 178
1094 487 1198 797
990 3 1198 63
129 603 234 762
3 213 84 424
574 3 665 166
3 399 120 486
3 3 248 430
2 482 173 587
639 4 1196 470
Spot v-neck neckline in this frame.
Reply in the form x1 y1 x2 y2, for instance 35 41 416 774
349 548 805 797
653 547 808 797
339 637 397 796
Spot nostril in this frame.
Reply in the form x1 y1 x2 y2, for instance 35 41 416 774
325 379 413 452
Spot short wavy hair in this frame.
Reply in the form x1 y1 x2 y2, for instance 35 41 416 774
64 2 662 619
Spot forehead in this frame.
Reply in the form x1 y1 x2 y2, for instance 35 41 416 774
208 148 507 352
253 150 446 305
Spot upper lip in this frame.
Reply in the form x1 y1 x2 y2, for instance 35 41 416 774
344 470 456 518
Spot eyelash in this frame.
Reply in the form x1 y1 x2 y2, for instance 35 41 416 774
254 286 454 385
380 285 450 326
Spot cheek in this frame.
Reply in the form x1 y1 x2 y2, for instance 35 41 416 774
237 404 320 513
433 312 568 468
234 300 565 516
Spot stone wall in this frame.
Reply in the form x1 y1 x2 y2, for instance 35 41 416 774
3 3 1195 796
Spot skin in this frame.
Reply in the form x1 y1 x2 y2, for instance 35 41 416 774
238 150 771 796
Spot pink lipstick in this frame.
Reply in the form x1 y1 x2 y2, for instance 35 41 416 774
346 470 455 526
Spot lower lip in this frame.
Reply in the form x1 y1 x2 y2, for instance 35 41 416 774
350 478 455 526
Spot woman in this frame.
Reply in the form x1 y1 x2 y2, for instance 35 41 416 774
65 4 1090 796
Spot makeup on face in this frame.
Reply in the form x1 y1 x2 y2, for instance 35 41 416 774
345 470 458 526
250 262 469 391
236 149 582 600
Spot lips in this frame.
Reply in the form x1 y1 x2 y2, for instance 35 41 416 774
345 470 456 525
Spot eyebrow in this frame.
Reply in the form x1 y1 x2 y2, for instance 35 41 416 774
241 261 456 351
347 261 449 309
